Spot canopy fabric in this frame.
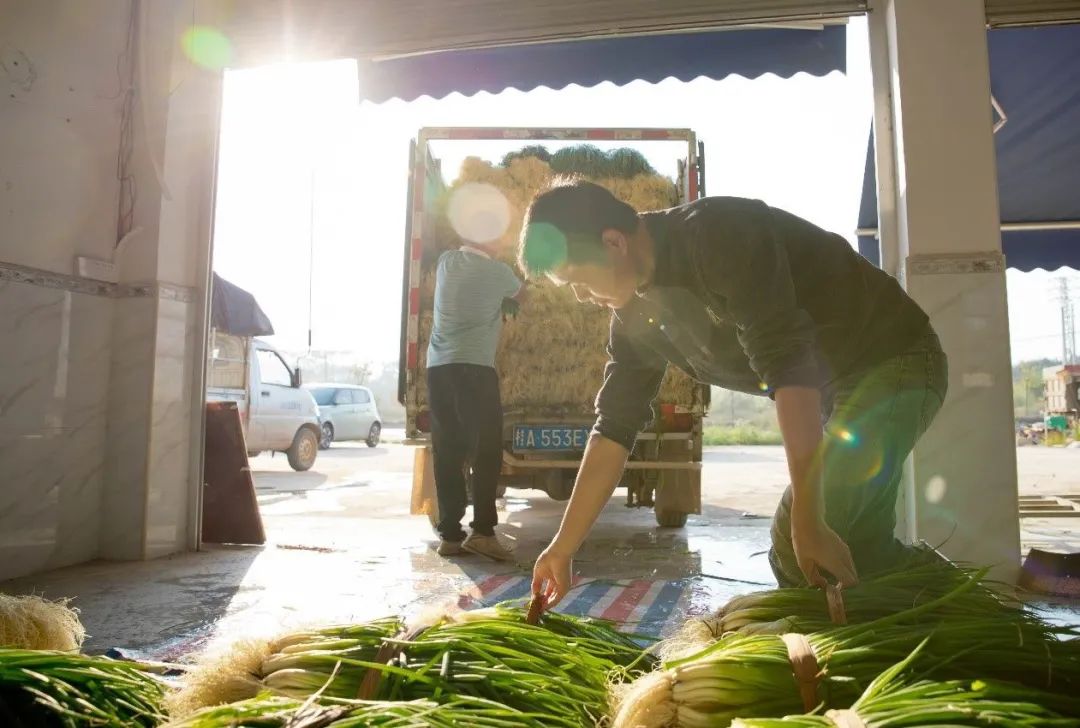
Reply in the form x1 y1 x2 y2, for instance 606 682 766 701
224 0 862 66
211 273 275 337
858 24 1080 271
355 26 846 103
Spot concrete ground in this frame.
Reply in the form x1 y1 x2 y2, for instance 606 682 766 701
2 442 1077 658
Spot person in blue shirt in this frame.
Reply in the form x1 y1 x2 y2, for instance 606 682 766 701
427 241 527 561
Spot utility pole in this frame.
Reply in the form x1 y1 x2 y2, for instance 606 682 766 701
308 163 316 353
1053 277 1077 365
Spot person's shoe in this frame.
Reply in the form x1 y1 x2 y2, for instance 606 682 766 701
437 539 465 556
462 534 514 562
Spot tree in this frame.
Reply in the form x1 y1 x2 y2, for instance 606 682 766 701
1013 358 1059 418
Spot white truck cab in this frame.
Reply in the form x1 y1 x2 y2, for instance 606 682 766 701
207 332 321 471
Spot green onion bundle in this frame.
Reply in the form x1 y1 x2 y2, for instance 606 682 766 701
613 580 1080 728
171 604 651 725
373 610 651 723
664 563 1047 660
167 694 566 728
167 617 404 716
257 605 650 725
731 640 1080 728
0 648 166 727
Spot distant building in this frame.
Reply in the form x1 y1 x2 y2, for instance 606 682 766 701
1042 365 1080 415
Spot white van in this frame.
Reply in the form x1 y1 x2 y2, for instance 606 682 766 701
206 331 321 471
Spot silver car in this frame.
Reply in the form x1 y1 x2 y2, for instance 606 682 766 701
305 384 382 449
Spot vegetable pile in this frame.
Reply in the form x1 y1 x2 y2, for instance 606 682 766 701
169 603 653 725
613 567 1080 728
0 648 166 727
731 639 1080 728
168 695 566 728
4 564 1079 727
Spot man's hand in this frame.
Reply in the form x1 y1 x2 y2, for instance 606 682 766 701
529 434 629 607
791 508 858 587
773 386 858 588
501 297 520 321
532 545 573 607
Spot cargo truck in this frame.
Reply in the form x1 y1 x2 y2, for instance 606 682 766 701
400 128 708 527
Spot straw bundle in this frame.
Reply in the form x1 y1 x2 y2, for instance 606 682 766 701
415 150 698 413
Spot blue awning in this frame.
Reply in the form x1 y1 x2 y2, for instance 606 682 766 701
858 24 1080 271
356 26 846 103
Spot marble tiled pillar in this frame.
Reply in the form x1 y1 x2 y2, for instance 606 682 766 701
0 266 199 579
869 0 1020 578
96 0 222 562
1 0 220 579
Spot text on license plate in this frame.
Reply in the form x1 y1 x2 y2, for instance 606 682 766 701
513 425 590 451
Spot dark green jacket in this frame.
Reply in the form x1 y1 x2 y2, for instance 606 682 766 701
595 197 930 449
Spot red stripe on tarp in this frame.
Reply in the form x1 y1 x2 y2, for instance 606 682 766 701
406 342 418 368
601 580 652 622
586 129 616 139
642 129 672 140
457 574 514 608
409 287 420 314
478 574 513 594
411 238 422 260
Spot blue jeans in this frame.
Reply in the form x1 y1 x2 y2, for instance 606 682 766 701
769 325 949 586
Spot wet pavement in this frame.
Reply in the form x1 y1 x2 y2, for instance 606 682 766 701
2 442 1077 658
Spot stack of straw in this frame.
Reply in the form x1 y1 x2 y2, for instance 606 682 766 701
414 149 699 413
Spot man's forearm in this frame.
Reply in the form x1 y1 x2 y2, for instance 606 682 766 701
550 434 629 555
774 386 825 515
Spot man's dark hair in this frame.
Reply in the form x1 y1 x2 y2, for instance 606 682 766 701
518 179 639 277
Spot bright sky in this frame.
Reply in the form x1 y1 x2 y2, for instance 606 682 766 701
211 18 1076 366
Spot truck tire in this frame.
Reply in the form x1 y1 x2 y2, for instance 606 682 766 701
287 428 319 472
655 509 689 528
544 471 575 502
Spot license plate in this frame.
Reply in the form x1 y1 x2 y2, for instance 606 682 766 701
512 425 590 451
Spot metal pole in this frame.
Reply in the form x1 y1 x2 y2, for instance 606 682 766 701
308 163 315 352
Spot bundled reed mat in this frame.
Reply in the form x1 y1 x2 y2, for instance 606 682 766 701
611 578 1080 728
0 647 166 727
0 594 85 652
414 147 699 412
731 638 1080 728
170 603 653 725
663 561 1049 659
167 694 570 727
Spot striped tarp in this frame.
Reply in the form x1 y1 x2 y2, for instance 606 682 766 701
458 575 693 639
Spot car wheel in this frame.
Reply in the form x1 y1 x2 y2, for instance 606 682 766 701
366 422 381 448
287 428 319 471
319 422 334 450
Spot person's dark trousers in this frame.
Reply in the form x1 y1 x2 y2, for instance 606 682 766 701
427 363 503 542
769 325 949 586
